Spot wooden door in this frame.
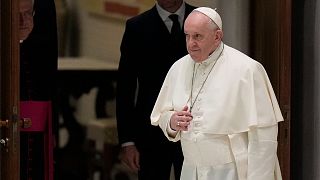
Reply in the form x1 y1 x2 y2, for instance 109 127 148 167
250 0 291 180
0 0 20 179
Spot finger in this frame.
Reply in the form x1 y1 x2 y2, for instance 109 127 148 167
177 112 191 118
181 126 189 131
134 151 140 169
129 162 139 172
121 160 132 171
179 115 193 123
123 157 136 172
179 121 189 131
177 121 181 127
182 105 189 111
120 152 135 171
127 151 139 172
178 121 190 127
119 153 128 164
122 158 133 171
179 110 192 117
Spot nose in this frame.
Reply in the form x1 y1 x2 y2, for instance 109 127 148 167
187 38 197 48
20 12 30 27
186 37 193 45
19 13 24 26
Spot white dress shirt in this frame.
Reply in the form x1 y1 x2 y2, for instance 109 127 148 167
156 2 185 32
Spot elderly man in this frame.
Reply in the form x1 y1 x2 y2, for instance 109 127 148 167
19 0 34 41
19 0 58 180
151 7 283 180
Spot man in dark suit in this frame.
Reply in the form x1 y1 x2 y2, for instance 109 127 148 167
116 0 196 179
19 0 58 179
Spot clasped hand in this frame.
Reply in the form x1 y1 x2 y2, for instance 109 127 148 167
170 105 193 131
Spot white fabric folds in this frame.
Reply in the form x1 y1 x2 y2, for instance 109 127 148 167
151 44 284 134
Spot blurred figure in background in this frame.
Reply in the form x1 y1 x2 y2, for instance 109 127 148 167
19 0 58 179
116 0 196 179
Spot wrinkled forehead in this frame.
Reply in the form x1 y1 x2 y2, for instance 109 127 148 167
19 0 34 10
21 0 34 4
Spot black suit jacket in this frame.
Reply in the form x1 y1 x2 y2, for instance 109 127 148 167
20 0 58 101
116 3 195 148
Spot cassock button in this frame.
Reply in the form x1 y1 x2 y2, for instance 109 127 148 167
194 122 201 127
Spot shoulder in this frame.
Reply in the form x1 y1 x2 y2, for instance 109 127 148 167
185 3 197 14
224 45 262 67
221 44 268 78
164 55 192 82
126 6 157 26
170 54 192 71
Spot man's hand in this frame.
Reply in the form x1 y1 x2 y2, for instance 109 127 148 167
170 105 193 131
119 145 140 173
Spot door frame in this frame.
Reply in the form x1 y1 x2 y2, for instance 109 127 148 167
0 0 20 179
250 0 291 179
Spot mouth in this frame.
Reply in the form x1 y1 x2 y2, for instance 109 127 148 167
20 27 31 30
189 49 200 53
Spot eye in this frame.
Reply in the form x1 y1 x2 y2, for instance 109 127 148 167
195 34 202 40
185 34 190 40
20 10 34 17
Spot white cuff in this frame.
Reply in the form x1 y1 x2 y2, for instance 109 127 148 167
121 142 135 147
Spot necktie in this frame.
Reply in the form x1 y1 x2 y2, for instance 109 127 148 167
169 14 181 37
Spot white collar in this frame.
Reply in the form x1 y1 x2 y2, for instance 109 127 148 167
196 42 224 66
156 2 185 23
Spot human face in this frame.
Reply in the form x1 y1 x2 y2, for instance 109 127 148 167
157 0 183 13
19 0 34 41
184 12 223 62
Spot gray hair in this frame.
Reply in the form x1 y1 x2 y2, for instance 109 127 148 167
207 19 219 31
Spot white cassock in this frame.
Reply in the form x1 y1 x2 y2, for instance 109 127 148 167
151 43 284 180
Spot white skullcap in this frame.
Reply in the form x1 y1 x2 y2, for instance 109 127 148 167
193 7 222 30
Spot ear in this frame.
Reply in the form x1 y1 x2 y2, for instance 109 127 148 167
213 29 223 46
215 29 223 41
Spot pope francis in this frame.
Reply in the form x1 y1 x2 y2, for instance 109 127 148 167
151 7 284 180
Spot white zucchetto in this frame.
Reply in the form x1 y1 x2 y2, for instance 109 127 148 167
193 7 222 30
